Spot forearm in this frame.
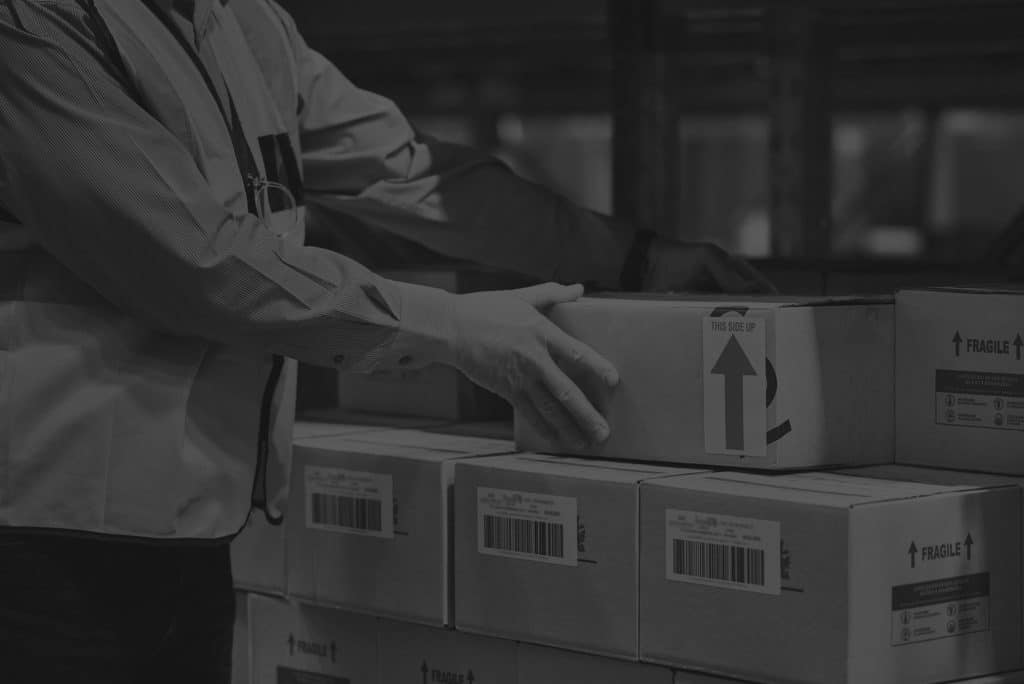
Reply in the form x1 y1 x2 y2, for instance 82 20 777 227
306 145 636 289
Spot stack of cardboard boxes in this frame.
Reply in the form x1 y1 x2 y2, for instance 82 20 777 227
231 286 1024 684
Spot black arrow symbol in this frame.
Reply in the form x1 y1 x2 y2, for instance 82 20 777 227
908 541 918 569
1014 334 1022 361
287 633 295 656
965 533 974 561
711 335 758 451
421 660 428 684
330 641 337 663
953 331 962 357
467 670 476 684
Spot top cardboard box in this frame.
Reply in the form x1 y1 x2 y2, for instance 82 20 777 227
516 294 894 469
896 286 1024 474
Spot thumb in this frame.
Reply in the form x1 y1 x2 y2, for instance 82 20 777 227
515 282 585 310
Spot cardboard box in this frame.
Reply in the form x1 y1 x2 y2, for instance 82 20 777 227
454 453 704 658
286 429 516 625
895 286 1024 473
639 471 1022 684
515 294 894 469
335 267 521 421
248 594 378 684
378 619 517 684
232 591 249 684
231 422 392 594
518 643 672 684
842 465 1024 658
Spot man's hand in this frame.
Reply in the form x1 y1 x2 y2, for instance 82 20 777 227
447 283 618 449
639 235 776 294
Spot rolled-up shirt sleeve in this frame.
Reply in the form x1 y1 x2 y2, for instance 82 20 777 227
266 2 634 289
0 2 453 372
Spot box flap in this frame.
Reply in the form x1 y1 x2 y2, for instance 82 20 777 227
293 421 379 440
646 471 991 508
900 284 1024 296
586 293 892 308
842 464 1024 488
458 452 704 484
325 429 515 456
295 432 510 463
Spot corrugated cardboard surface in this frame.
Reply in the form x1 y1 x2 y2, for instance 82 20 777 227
455 454 703 658
286 432 515 625
248 594 378 684
517 643 672 684
639 472 1021 684
378 619 517 684
896 288 1024 474
515 296 893 469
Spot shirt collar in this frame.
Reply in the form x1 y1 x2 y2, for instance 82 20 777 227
163 0 222 29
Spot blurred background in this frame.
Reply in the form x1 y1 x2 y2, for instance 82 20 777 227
281 0 1024 294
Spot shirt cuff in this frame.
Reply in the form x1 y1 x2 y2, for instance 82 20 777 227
347 279 457 373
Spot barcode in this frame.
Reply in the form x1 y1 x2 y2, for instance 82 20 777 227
672 539 765 586
482 514 564 558
310 492 382 532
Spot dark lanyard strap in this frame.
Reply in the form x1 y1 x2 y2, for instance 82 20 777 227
139 0 284 526
138 0 260 213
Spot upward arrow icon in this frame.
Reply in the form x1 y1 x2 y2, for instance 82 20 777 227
1014 334 1022 361
711 335 757 451
953 331 963 357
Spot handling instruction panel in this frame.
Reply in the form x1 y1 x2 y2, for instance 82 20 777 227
935 369 1024 432
890 573 991 646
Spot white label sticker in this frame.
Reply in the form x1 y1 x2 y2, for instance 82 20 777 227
305 466 394 538
703 316 768 456
935 369 1024 432
477 487 577 566
665 509 781 595
891 573 990 646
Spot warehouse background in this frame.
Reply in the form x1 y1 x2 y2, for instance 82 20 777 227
282 0 1024 293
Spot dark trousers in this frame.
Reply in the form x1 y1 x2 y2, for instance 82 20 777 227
0 531 235 684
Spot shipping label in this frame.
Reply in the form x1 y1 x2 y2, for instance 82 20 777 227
665 509 781 595
935 370 1024 432
305 466 394 538
891 573 990 646
477 487 577 566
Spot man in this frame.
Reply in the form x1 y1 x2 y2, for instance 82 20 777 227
0 0 771 681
